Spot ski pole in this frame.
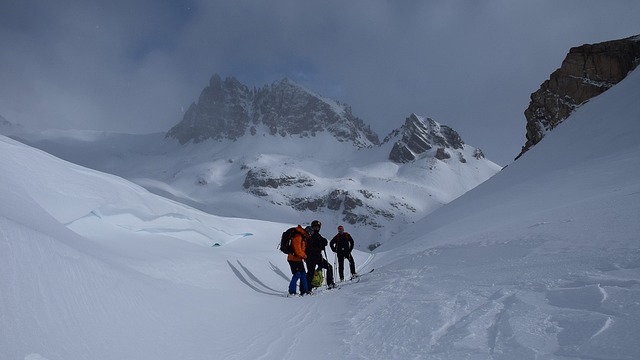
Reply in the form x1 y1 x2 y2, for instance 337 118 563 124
323 249 329 288
334 251 338 282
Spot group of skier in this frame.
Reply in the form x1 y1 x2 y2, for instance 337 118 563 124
287 220 357 296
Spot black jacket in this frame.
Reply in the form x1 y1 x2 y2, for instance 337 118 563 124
306 233 328 262
330 232 354 255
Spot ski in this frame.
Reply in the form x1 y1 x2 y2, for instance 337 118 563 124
352 268 374 279
335 268 374 287
285 269 374 297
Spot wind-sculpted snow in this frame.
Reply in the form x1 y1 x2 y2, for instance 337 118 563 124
68 206 241 247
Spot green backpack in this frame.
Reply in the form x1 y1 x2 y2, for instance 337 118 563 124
311 270 324 288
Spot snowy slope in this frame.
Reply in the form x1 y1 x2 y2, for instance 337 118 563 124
350 68 640 359
16 118 501 248
0 134 375 359
2 68 640 359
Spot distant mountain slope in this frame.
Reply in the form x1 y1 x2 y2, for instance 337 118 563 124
166 75 380 149
385 113 486 164
13 75 500 248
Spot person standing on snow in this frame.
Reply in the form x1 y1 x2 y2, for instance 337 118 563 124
330 225 357 281
305 220 336 290
288 225 310 296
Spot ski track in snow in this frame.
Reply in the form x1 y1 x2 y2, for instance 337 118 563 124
357 252 375 271
227 260 284 296
598 283 609 302
334 236 640 359
591 317 614 340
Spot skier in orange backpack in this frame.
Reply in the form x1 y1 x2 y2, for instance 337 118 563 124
287 225 310 296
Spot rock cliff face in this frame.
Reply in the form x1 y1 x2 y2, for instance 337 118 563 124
167 75 380 148
167 76 252 143
517 35 640 159
242 167 398 229
385 114 468 164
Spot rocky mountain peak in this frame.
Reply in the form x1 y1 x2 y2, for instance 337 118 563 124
517 34 640 159
165 74 252 143
166 74 380 148
385 114 466 163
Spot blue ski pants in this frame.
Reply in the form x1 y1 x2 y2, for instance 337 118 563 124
288 260 308 294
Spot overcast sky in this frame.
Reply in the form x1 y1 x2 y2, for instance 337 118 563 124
1 1 639 165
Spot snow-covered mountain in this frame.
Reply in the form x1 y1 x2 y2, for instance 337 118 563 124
2 64 639 360
166 74 380 149
15 77 501 248
385 113 486 163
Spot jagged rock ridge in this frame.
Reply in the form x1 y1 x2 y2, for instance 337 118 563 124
385 114 472 163
384 114 486 165
167 75 380 149
517 34 640 159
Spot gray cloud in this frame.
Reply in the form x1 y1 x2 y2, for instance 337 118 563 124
1 0 639 165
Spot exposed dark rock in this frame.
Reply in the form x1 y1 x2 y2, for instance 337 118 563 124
343 194 364 211
167 75 380 148
386 114 464 164
290 197 325 211
242 169 314 190
167 75 252 144
389 141 417 163
517 35 640 159
435 147 450 160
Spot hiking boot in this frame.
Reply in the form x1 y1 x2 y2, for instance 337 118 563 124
350 273 358 280
327 283 336 289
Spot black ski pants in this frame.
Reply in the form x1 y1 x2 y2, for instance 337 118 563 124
305 257 335 288
336 252 356 280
